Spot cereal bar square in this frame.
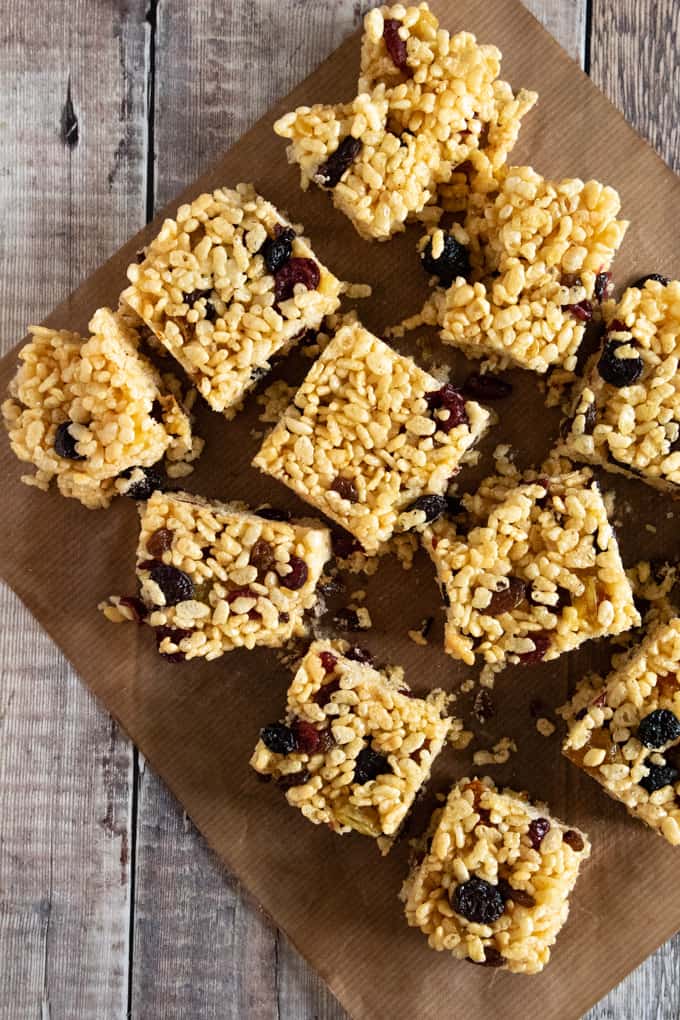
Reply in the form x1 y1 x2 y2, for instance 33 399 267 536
105 492 332 659
253 321 491 554
561 615 680 846
250 639 452 850
122 184 343 416
2 307 201 509
561 278 680 492
423 469 639 669
401 776 590 973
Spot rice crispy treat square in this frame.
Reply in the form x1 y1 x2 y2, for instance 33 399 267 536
274 3 537 241
122 184 344 417
1 307 201 509
250 639 452 850
253 320 491 554
561 277 680 492
105 491 332 660
561 614 680 846
401 776 590 973
422 468 639 670
416 166 628 373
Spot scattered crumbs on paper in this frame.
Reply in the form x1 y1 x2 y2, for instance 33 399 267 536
257 380 296 423
536 717 556 738
408 616 434 647
472 736 517 767
645 523 657 534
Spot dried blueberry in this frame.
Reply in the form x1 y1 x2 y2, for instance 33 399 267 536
518 632 551 665
633 273 669 289
594 271 613 303
637 708 680 748
315 135 362 188
274 257 320 302
486 576 527 615
146 527 174 560
597 340 643 387
403 494 448 524
121 465 165 500
383 17 409 71
638 761 680 794
563 829 585 852
149 563 194 606
281 555 308 590
462 371 512 401
260 722 296 755
331 476 359 503
421 234 471 288
451 877 505 924
353 745 390 784
54 421 85 460
260 227 296 274
527 817 550 849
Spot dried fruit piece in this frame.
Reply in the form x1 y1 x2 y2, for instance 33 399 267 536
518 632 550 665
451 876 505 924
638 761 680 794
562 829 585 852
281 555 308 590
633 273 669 289
563 299 593 322
54 421 85 460
462 371 512 401
260 722 297 755
594 271 613 302
597 340 643 387
497 878 536 908
637 708 680 749
250 539 276 574
291 718 322 754
486 576 527 615
331 530 363 559
421 234 471 287
353 745 390 784
316 135 362 188
527 817 550 849
476 947 505 968
260 227 296 274
344 646 374 665
277 770 311 791
426 383 469 433
313 676 341 705
334 608 363 631
331 476 358 503
149 563 194 606
255 506 292 522
274 257 320 302
403 493 448 524
121 465 165 501
118 595 148 623
473 688 494 724
146 527 173 559
383 17 409 72
155 625 191 662
319 651 338 674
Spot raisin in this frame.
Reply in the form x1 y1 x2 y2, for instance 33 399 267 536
118 595 148 623
256 506 292 522
313 677 341 705
204 300 219 323
486 577 526 615
155 625 191 662
121 465 165 500
527 817 550 849
637 708 680 748
518 632 550 665
250 539 275 574
277 770 311 791
331 531 363 559
291 718 322 754
353 745 390 784
421 234 471 287
563 299 593 322
639 761 680 794
473 688 494 724
563 829 585 852
594 271 614 302
146 527 173 559
633 273 669 289
497 878 536 909
597 340 643 387
403 493 448 524
260 722 296 755
319 651 338 674
461 371 512 401
149 563 194 606
475 947 506 968
383 17 409 71
260 227 296 274
281 556 308 590
451 877 505 924
331 476 358 503
54 421 85 460
446 495 465 517
315 135 362 188
274 257 320 303
426 383 469 433
344 646 374 665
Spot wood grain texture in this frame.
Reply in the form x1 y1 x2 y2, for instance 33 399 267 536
0 2 147 1018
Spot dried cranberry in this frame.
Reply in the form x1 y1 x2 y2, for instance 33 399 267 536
383 17 409 72
497 878 535 908
260 227 296 274
155 625 191 662
403 494 448 524
313 677 341 705
54 421 85 460
274 258 320 303
637 709 680 749
527 817 550 849
462 371 512 401
277 770 311 791
563 299 593 322
594 271 613 302
149 564 194 606
607 318 627 334
518 632 550 665
633 273 669 289
597 340 643 387
353 745 390 784
118 595 148 623
281 556 308 590
421 234 471 287
261 723 297 755
121 465 165 500
639 761 679 793
344 646 374 665
451 877 505 924
426 384 469 433
473 689 494 724
291 718 322 754
331 476 358 502
256 506 292 522
563 829 585 852
486 577 527 615
146 527 173 559
315 135 362 188
227 587 258 604
250 539 275 574
331 531 363 559
319 651 338 674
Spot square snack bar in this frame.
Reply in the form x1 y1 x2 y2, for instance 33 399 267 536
422 468 639 669
416 166 628 373
105 491 331 659
562 615 680 846
274 3 536 240
253 320 491 554
561 277 680 492
122 184 343 417
250 639 452 850
2 307 201 509
401 776 590 973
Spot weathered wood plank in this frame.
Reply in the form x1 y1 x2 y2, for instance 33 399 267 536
0 3 147 1018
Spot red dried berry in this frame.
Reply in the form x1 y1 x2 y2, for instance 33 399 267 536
518 632 551 665
527 817 550 849
146 527 174 559
316 135 362 188
331 476 358 503
292 718 322 754
313 676 341 705
319 651 338 674
227 587 257 603
281 556 308 590
383 18 409 71
426 384 469 433
462 371 512 401
274 257 320 302
563 299 593 322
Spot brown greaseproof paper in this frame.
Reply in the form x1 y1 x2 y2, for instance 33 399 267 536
2 1 680 1016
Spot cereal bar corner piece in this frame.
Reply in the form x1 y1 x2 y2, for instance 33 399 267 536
419 167 628 373
2 307 201 509
253 320 491 554
423 468 639 669
274 3 537 241
561 615 680 846
561 277 680 493
250 639 452 850
401 776 590 973
122 184 344 417
109 491 332 659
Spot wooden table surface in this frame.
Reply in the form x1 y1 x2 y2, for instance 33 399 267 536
1 2 678 1017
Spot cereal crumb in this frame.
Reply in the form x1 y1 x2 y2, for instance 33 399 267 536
536 717 556 737
472 736 517 766
257 381 297 423
645 523 657 534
